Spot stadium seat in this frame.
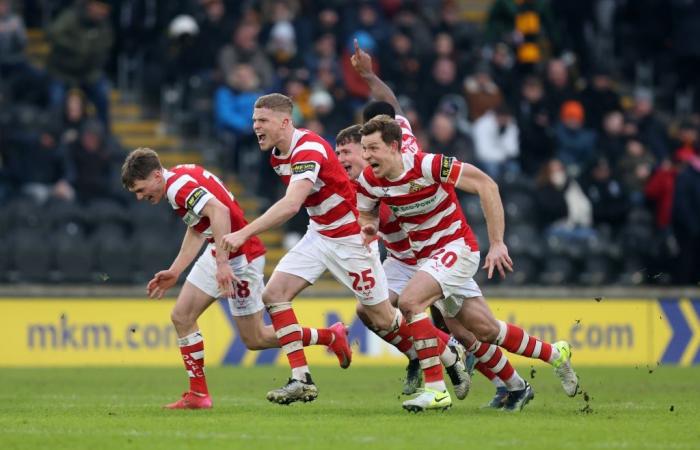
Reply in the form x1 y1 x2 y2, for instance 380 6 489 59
503 192 536 224
46 200 87 232
54 233 94 282
129 200 174 234
132 230 180 282
505 224 538 255
94 236 135 283
578 255 613 285
461 196 485 226
0 239 10 281
12 230 53 282
85 199 129 230
539 255 574 285
501 254 538 286
9 197 48 232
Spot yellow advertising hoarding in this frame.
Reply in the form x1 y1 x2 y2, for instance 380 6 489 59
2 297 698 367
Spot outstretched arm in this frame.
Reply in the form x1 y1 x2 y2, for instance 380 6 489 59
222 180 314 252
351 39 403 116
455 163 513 279
147 226 205 299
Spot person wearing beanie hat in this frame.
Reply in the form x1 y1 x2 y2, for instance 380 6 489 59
554 100 597 176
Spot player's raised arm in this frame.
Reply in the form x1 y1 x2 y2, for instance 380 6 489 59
222 179 314 253
351 38 403 116
454 162 513 279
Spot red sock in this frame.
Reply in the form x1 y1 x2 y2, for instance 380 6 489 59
469 340 515 380
178 331 208 395
475 362 497 381
434 327 450 345
376 311 415 355
301 327 334 346
408 313 445 384
268 303 307 370
498 321 553 363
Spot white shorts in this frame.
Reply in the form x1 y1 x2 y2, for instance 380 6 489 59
186 247 265 317
383 257 418 296
274 229 388 305
419 240 482 318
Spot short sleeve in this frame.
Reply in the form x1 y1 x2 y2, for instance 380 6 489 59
420 153 463 185
396 114 421 154
355 176 379 212
166 174 214 215
289 149 324 184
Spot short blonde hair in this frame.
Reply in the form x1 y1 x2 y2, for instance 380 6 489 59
254 93 293 115
121 147 162 188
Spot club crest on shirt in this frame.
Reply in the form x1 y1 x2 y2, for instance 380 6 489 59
186 188 206 211
292 161 317 174
408 181 426 193
441 156 454 179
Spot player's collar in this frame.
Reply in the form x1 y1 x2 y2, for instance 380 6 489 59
385 152 413 182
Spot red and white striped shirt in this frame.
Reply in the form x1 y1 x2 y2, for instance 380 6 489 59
377 114 420 264
396 114 421 155
356 152 479 262
270 128 360 238
164 164 266 263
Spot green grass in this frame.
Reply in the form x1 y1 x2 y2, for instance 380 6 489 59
0 366 698 450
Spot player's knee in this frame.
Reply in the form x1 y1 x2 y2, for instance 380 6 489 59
170 309 193 329
471 321 499 342
262 285 290 304
356 303 371 325
240 332 266 351
397 294 421 317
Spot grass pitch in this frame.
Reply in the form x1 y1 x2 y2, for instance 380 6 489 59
0 366 698 450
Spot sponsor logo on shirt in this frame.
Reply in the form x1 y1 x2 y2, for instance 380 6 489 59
389 195 439 214
441 156 454 179
186 188 206 211
292 161 318 175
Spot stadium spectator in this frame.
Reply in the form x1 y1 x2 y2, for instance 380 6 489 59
420 57 460 122
377 31 420 101
554 100 597 176
6 124 75 204
194 0 235 82
598 110 627 166
544 59 578 121
46 0 113 129
473 104 520 179
0 0 46 105
580 67 621 131
60 89 90 145
646 158 682 231
515 75 553 176
214 63 262 174
427 111 475 163
463 63 503 122
582 157 629 229
672 152 700 283
266 20 304 82
628 89 669 162
308 89 350 144
342 31 379 101
64 119 120 203
219 22 275 91
535 159 595 243
618 138 655 205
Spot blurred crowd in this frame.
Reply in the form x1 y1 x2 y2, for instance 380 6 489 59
1 0 700 285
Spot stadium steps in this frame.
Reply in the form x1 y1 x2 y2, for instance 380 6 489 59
26 28 343 292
